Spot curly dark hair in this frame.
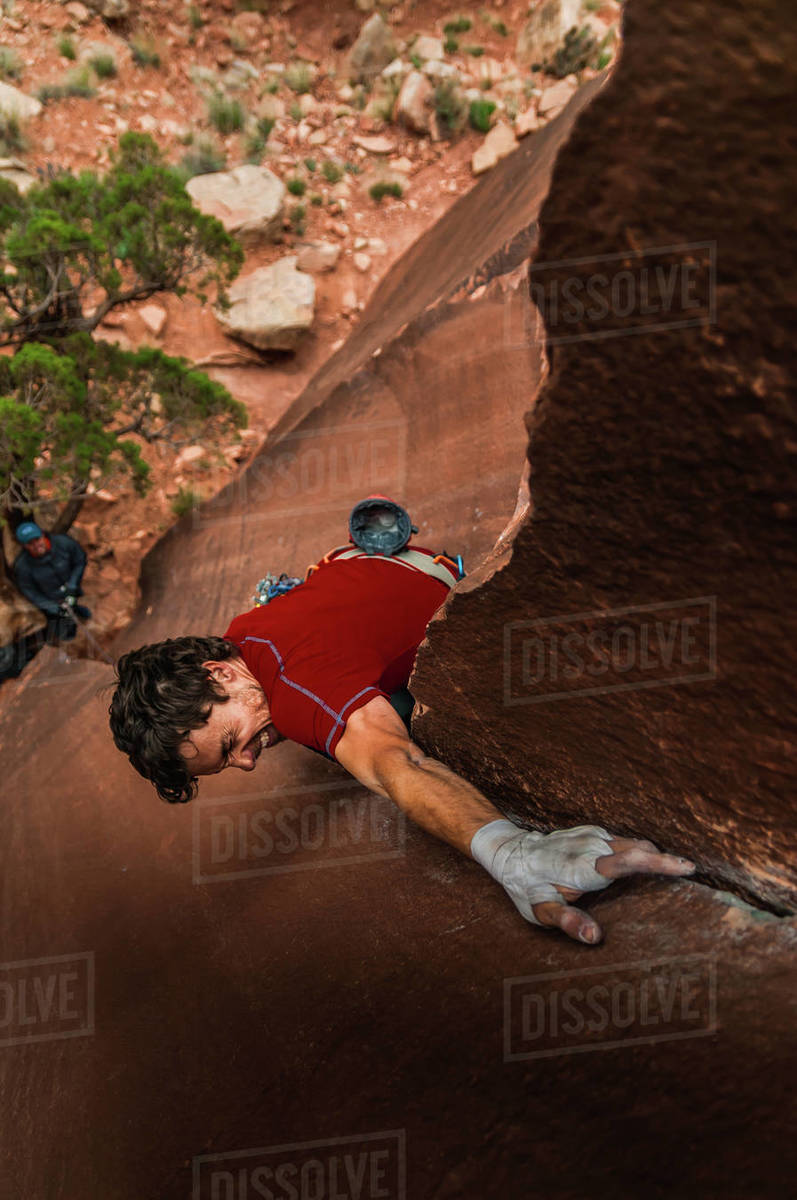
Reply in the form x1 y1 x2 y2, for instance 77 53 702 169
109 635 239 803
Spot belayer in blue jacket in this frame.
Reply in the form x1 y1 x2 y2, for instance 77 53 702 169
13 521 92 643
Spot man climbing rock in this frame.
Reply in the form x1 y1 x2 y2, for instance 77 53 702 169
13 521 92 644
109 499 695 945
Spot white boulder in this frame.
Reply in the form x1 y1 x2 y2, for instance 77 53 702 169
216 257 316 351
186 164 286 245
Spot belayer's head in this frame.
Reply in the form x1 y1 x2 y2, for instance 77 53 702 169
109 636 284 803
16 521 49 558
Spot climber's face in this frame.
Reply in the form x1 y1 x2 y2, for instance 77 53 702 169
178 656 285 776
25 536 50 558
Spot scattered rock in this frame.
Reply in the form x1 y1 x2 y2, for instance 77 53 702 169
0 81 42 122
175 445 206 471
139 304 167 337
257 94 286 122
307 129 328 146
412 34 444 62
0 158 36 195
64 2 91 22
216 257 316 351
353 252 371 273
515 105 541 137
538 75 578 118
516 0 581 67
229 10 266 46
472 121 518 175
296 240 341 274
185 165 286 245
348 14 397 84
352 133 396 154
394 69 434 134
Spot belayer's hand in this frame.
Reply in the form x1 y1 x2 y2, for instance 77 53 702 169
471 821 696 944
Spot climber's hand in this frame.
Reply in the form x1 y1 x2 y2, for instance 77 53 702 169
471 821 696 945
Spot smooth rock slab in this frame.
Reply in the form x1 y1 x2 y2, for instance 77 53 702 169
216 256 315 351
185 164 286 246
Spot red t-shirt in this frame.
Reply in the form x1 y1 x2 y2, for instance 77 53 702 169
224 547 457 759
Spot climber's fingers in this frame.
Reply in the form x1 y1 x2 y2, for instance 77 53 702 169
533 900 603 945
595 838 695 881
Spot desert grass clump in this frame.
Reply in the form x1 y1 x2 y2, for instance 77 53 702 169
89 52 117 79
208 93 245 135
284 61 312 94
321 160 343 184
369 180 403 203
0 46 23 79
179 136 226 178
57 34 77 60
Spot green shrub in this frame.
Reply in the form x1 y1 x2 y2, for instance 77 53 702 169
409 52 423 69
0 46 22 80
179 137 226 177
369 180 403 203
289 100 302 121
289 203 306 234
310 192 323 206
434 78 467 138
208 93 245 134
57 34 77 60
443 17 472 34
284 61 312 94
172 486 201 518
321 160 343 184
287 177 306 196
596 49 612 70
130 37 162 69
465 44 485 57
303 157 317 172
188 5 204 30
444 36 459 53
344 162 363 175
89 53 117 79
468 97 495 132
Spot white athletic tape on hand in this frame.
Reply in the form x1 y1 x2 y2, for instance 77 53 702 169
470 819 614 926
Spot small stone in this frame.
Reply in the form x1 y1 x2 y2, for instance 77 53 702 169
307 129 328 146
215 256 316 352
175 446 206 470
515 105 541 137
472 121 518 175
65 2 91 22
353 252 371 273
412 34 444 61
348 13 397 84
0 81 42 122
538 76 578 118
394 69 433 134
296 240 341 274
353 133 396 154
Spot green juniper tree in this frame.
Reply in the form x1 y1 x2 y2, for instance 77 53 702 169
0 133 246 580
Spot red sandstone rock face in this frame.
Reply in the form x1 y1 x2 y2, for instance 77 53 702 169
413 0 797 913
1 13 795 1195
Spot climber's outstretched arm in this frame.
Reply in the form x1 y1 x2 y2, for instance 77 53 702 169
335 695 696 944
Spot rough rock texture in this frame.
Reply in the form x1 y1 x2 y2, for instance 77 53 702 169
185 164 286 245
414 0 797 914
472 121 519 175
216 256 316 351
